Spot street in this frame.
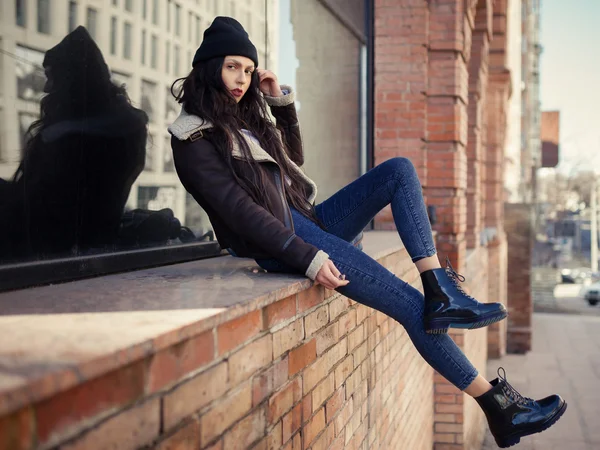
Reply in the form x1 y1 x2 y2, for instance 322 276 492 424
547 284 600 316
482 313 600 450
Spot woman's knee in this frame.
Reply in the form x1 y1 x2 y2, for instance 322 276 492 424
382 157 417 178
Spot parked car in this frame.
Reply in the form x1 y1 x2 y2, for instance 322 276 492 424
581 282 600 306
561 267 594 284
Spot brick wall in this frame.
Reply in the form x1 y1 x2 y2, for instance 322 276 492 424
374 0 511 448
504 203 534 354
1 247 442 450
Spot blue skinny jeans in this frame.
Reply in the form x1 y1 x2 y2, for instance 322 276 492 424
255 157 479 390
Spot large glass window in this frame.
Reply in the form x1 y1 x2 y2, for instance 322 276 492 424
0 0 371 291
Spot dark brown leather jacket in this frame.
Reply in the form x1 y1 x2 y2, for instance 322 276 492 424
169 87 329 279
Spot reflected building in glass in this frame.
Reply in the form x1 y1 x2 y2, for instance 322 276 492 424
0 0 279 247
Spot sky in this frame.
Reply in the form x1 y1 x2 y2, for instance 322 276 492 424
540 0 600 174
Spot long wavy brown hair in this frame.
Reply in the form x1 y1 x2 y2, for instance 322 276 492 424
170 57 323 228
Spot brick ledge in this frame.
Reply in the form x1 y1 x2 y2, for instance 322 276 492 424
0 231 405 418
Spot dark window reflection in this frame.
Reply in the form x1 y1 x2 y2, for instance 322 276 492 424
0 26 213 265
141 80 157 122
37 0 51 34
123 22 132 59
86 7 98 39
69 1 78 32
16 0 27 28
16 46 45 102
110 16 118 55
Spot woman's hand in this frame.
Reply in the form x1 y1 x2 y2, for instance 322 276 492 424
315 259 350 291
257 69 284 97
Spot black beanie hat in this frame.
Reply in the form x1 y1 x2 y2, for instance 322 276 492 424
192 16 258 68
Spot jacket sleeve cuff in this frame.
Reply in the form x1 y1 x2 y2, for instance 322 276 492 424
305 250 329 281
265 85 295 107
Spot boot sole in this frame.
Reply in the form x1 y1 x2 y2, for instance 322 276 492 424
495 400 568 448
425 309 508 334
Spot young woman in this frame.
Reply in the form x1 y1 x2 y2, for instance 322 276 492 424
169 17 566 448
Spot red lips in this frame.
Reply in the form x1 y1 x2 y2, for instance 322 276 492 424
231 89 243 97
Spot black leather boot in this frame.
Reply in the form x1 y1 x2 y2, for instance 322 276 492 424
421 257 507 334
476 368 567 448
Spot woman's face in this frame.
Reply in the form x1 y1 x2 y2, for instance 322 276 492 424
221 55 255 103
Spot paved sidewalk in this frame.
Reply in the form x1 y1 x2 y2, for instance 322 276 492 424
482 313 600 450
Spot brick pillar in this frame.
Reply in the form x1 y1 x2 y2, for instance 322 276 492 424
373 0 429 230
505 203 534 353
427 0 469 270
484 0 511 358
465 2 491 249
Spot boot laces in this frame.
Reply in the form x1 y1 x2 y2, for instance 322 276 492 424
498 367 534 406
444 257 475 300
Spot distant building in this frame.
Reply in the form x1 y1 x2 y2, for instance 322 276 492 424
541 111 560 168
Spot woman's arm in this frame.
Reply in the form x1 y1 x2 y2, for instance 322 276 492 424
264 86 304 167
172 137 327 279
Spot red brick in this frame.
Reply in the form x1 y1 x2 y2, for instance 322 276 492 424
304 305 329 337
316 322 339 355
312 373 335 413
338 310 357 335
435 403 463 413
298 288 322 312
200 382 253 446
303 408 326 449
217 310 263 355
154 418 200 450
435 423 463 433
435 394 458 404
0 407 34 450
310 422 335 450
333 397 353 436
252 357 289 406
61 398 160 450
266 420 283 450
204 441 223 450
302 396 312 423
265 296 297 328
288 339 317 375
282 403 302 443
273 319 304 358
434 433 456 443
325 387 345 423
347 324 364 352
268 377 302 424
163 362 229 430
223 407 266 450
329 296 351 321
229 334 273 386
147 330 214 393
35 360 146 445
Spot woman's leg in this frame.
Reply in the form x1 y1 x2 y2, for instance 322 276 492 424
286 209 479 390
257 212 566 447
314 157 507 334
315 157 436 263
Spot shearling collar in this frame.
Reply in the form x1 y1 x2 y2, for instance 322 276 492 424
168 108 277 164
167 108 318 204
